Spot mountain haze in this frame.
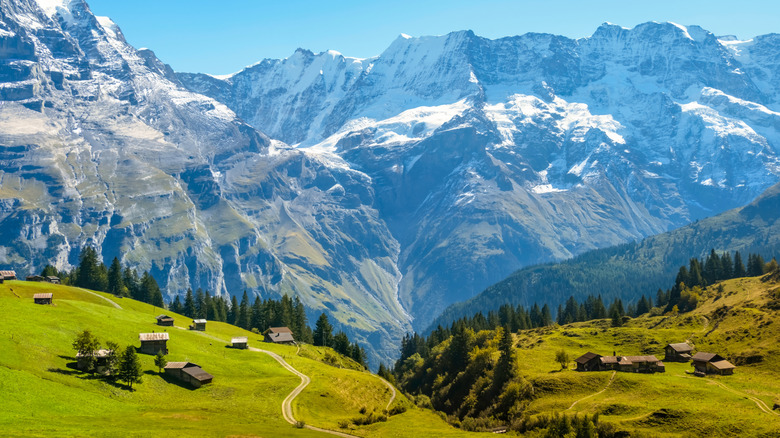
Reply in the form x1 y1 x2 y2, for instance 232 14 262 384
1 0 780 364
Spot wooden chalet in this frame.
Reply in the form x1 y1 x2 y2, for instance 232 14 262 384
33 293 53 305
692 352 736 375
664 343 693 362
155 315 174 326
26 275 45 282
164 362 213 388
0 270 17 280
190 319 207 331
575 352 602 371
46 276 61 284
76 349 114 374
264 331 295 345
139 332 169 355
231 337 248 349
597 355 665 373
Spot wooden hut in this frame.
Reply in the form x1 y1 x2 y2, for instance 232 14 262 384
664 343 693 362
33 293 53 305
155 315 174 327
264 331 295 345
139 332 169 355
190 319 207 331
46 276 61 284
26 275 45 282
164 362 213 388
0 270 17 280
575 352 602 371
231 337 248 349
692 352 736 375
597 355 664 373
76 349 114 374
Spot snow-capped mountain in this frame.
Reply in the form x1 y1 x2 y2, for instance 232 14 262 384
2 0 780 366
181 23 780 328
0 0 410 364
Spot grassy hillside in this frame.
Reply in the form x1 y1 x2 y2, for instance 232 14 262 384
0 281 471 437
402 273 780 436
431 182 780 331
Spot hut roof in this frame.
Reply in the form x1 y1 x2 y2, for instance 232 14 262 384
156 314 174 321
139 333 169 341
623 355 660 363
46 276 60 281
667 343 693 353
267 332 295 343
76 349 113 358
232 337 248 344
710 359 735 370
182 366 214 382
267 326 292 334
33 293 53 299
165 362 197 370
0 270 17 278
692 352 720 362
193 319 207 324
575 352 601 364
600 356 619 364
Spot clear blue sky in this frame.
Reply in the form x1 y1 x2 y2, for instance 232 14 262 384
85 0 778 76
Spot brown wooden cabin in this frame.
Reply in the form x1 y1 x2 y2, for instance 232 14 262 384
33 293 53 305
139 332 169 355
264 331 295 345
164 362 213 388
0 270 17 280
156 314 174 326
692 352 736 375
231 337 248 349
599 355 665 373
27 275 45 282
664 343 693 362
190 319 207 331
575 352 602 371
46 276 61 284
76 349 114 374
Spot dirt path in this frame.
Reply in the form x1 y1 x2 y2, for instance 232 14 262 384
376 376 397 410
567 370 616 410
679 375 779 416
77 288 122 309
180 328 359 437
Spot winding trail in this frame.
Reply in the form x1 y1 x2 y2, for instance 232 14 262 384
78 288 122 309
179 327 361 437
376 376 397 411
679 375 779 416
567 370 616 410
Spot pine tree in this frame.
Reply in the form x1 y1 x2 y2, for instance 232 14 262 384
184 288 196 318
41 264 59 278
104 341 120 379
313 313 333 347
76 246 108 292
492 326 516 392
118 346 142 389
237 291 250 330
195 289 206 319
154 351 167 373
351 342 366 367
170 296 183 315
141 272 164 307
733 251 747 278
122 268 139 299
610 305 622 327
107 257 124 296
720 252 733 280
229 295 239 325
332 331 351 356
541 304 553 326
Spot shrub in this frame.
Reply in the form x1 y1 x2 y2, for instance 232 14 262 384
294 421 305 429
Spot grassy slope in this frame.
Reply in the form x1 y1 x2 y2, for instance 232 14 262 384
513 275 780 437
0 281 469 437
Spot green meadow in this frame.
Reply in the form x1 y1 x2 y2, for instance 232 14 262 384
0 281 468 437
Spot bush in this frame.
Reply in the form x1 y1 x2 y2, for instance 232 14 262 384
294 420 305 429
337 420 350 429
388 404 407 416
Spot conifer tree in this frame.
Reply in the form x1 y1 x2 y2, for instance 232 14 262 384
313 313 333 347
72 329 100 374
229 295 239 325
122 268 139 299
107 257 124 296
170 295 183 315
733 251 747 278
492 326 516 392
237 290 250 330
118 346 142 389
195 288 206 319
183 288 196 318
154 351 167 373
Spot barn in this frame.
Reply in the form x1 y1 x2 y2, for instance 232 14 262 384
156 315 174 326
139 332 169 355
164 362 214 388
232 337 248 349
664 343 693 362
33 293 53 305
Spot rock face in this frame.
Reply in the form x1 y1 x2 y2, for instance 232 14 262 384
1 0 779 366
180 25 780 329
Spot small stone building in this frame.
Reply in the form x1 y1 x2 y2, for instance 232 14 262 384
33 293 53 305
156 315 174 326
139 332 169 355
692 352 736 375
664 343 693 362
575 352 602 371
231 337 248 349
164 362 214 388
190 319 207 331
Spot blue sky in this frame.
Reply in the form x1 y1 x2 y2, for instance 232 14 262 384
86 0 778 76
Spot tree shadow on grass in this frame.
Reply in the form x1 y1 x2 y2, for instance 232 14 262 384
47 367 80 376
157 371 197 391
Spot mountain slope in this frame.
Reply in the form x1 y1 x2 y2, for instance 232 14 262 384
181 23 780 330
431 181 780 330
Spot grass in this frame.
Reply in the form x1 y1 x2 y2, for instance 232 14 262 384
0 281 469 437
510 275 780 436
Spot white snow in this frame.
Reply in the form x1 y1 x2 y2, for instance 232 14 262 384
668 22 693 40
